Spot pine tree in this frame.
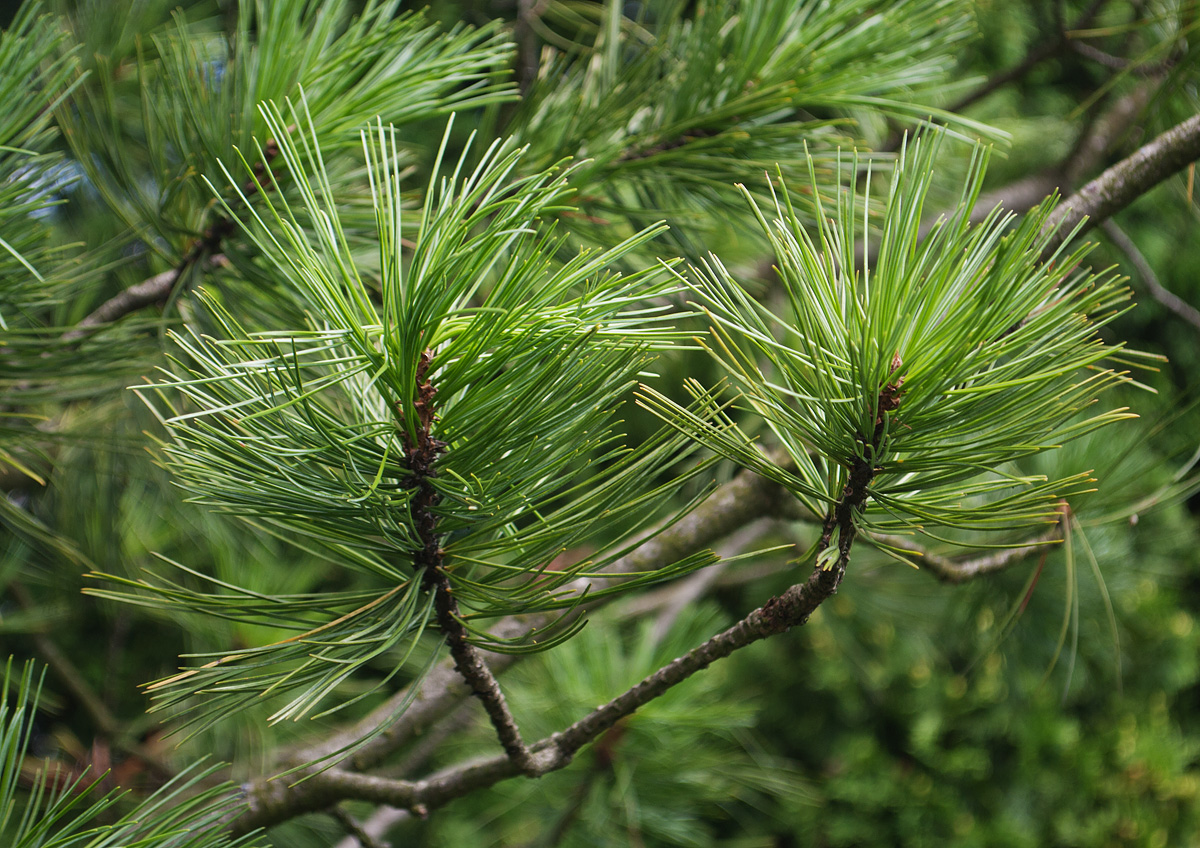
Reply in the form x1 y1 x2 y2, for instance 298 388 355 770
3 1 1199 845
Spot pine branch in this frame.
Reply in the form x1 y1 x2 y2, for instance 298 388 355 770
648 528 752 644
228 467 1071 835
1062 83 1154 186
1041 113 1200 254
214 127 1136 838
232 535 847 834
283 459 794 771
868 0 1116 161
536 556 844 761
62 131 285 342
866 522 1065 584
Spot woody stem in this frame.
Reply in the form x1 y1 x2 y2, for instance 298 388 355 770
405 351 535 773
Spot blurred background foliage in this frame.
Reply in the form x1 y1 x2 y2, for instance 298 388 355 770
1 0 1199 846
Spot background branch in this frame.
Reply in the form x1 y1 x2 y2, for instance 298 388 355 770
9 580 176 780
1070 40 1177 76
1041 113 1200 255
1102 219 1200 332
866 521 1065 585
61 253 226 342
513 0 545 94
946 0 1109 113
850 85 1153 272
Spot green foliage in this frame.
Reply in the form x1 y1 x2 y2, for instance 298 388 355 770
89 101 718 730
0 661 261 848
641 138 1139 554
58 0 514 257
2 0 1199 846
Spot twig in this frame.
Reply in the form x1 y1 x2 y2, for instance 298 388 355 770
1062 84 1154 187
5 246 231 494
865 524 1064 585
1070 40 1176 76
866 4 1113 165
540 765 598 847
63 136 282 342
855 97 1197 271
230 545 849 834
230 382 1067 832
61 253 226 342
948 43 1061 116
947 0 1109 114
382 524 766 780
428 567 535 773
514 0 547 94
329 804 391 848
10 581 119 736
332 807 409 848
1041 112 1200 255
375 700 478 780
862 83 1155 270
406 349 534 773
536 554 847 764
240 376 1056 831
848 85 1156 276
285 458 795 771
1101 219 1200 332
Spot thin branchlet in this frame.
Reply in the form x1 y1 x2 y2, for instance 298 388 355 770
401 350 536 774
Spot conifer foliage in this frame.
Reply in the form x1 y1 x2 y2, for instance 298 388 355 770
2 0 1198 845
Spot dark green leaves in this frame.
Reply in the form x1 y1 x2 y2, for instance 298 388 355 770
59 0 514 257
507 0 992 251
0 660 258 848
